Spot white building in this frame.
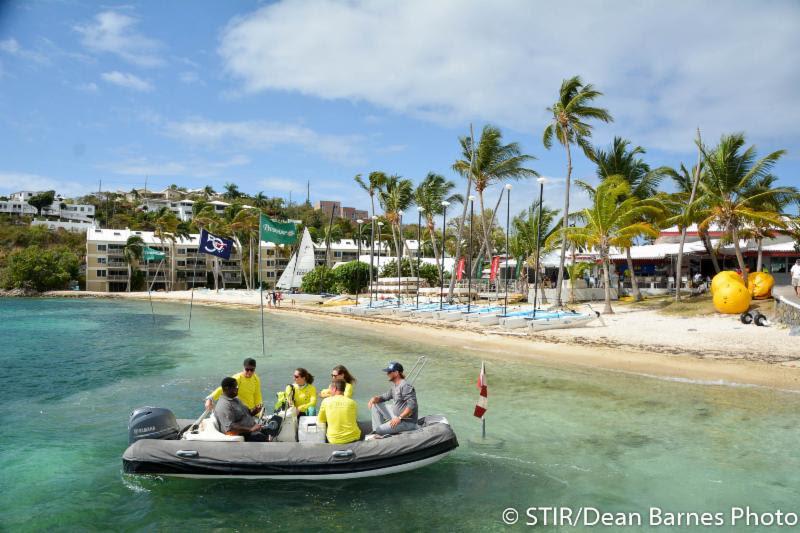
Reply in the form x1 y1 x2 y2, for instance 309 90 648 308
1 191 95 222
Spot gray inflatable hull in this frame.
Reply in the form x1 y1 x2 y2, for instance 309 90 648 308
123 416 458 479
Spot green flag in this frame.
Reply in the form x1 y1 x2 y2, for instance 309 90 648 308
259 214 298 245
143 247 165 261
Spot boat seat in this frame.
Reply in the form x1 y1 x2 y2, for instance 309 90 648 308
183 413 244 442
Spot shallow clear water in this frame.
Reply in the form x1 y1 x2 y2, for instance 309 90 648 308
1 298 798 531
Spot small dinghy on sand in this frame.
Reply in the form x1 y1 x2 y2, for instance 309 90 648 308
122 407 458 480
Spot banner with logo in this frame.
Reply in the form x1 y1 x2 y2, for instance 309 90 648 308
456 257 465 281
142 247 166 262
259 214 298 245
198 229 234 259
489 256 500 281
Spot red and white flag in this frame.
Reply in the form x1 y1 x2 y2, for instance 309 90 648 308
473 361 488 418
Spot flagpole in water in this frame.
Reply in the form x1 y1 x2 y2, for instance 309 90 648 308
259 223 265 357
188 235 199 331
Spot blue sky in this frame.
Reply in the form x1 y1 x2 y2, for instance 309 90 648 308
1 0 798 219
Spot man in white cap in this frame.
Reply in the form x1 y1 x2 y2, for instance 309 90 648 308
367 361 418 437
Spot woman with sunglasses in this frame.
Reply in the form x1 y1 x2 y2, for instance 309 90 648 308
286 368 317 416
204 357 263 414
319 365 357 399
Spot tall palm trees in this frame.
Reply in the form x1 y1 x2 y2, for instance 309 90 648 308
122 235 144 292
413 172 463 268
454 125 537 262
378 175 415 268
592 137 664 300
543 76 613 306
354 172 388 219
566 177 661 314
152 209 179 290
696 133 791 287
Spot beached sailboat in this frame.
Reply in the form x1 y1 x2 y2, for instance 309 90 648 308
275 228 316 290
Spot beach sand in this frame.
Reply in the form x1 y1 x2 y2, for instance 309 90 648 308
43 290 800 392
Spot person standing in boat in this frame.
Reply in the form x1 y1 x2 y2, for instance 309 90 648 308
214 377 269 442
204 358 263 414
367 361 418 436
318 379 361 444
287 368 317 416
319 365 356 399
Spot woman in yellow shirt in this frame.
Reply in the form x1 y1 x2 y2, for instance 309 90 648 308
319 365 357 399
287 367 317 416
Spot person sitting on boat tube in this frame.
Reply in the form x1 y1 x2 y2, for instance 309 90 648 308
213 377 271 442
367 361 418 437
204 358 263 414
286 368 317 416
319 365 356 399
318 379 361 444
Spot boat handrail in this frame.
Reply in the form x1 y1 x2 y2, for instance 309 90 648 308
406 356 428 386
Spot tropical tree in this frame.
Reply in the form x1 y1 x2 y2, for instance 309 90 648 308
228 208 260 290
152 209 179 290
354 171 388 219
377 175 415 273
202 185 216 199
509 200 560 302
543 75 613 306
453 125 537 266
413 172 463 268
122 235 144 292
28 190 55 217
223 182 242 200
564 177 661 314
593 137 665 300
696 133 792 287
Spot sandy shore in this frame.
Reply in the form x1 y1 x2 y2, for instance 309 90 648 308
42 289 800 392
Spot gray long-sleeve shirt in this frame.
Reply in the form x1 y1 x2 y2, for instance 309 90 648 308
214 395 255 433
378 379 418 423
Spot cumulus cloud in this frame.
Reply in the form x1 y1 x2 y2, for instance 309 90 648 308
101 71 153 92
163 118 365 165
74 11 164 67
0 172 92 197
0 37 49 64
219 0 800 153
102 154 251 178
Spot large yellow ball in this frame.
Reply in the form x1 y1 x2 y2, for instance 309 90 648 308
747 272 774 299
713 281 751 314
711 271 743 295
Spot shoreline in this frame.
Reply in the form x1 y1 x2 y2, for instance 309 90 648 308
31 290 800 393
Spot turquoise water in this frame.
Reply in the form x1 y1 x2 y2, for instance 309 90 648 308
1 298 799 532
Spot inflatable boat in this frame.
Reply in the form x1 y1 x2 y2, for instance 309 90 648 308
122 407 458 480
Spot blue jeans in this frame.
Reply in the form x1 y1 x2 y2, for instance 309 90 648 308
370 403 418 435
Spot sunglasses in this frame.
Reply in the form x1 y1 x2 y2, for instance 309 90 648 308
293 374 302 379
331 372 340 377
244 367 255 372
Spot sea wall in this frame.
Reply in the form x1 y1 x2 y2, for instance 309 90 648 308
775 296 800 327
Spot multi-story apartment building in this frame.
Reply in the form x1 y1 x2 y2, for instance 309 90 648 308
313 200 368 222
139 198 196 221
0 191 95 222
86 228 242 292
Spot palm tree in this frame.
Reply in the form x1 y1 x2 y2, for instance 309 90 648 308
413 172 463 268
203 185 216 200
252 191 268 209
378 175 415 272
153 209 179 290
593 137 665 300
453 125 537 266
564 177 661 314
543 75 613 306
122 235 144 292
223 182 242 200
510 199 560 301
696 133 791 287
228 208 260 289
354 171 388 219
739 175 799 272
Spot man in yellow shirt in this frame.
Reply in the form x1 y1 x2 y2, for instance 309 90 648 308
204 358 263 413
318 380 361 444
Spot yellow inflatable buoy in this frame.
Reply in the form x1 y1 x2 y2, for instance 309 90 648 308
713 281 751 314
710 271 743 295
747 272 774 299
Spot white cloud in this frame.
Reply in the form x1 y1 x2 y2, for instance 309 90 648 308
0 37 49 64
0 172 92 198
74 11 164 67
219 0 800 153
76 82 99 93
101 71 153 92
163 118 365 165
102 154 251 178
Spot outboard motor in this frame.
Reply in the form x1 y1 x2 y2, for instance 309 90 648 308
128 406 180 444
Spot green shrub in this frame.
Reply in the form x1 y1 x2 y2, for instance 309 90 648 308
300 265 337 294
379 258 441 287
1 245 80 291
332 261 373 294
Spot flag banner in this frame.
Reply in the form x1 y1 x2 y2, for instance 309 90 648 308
260 214 298 245
456 257 466 281
198 229 234 259
142 247 166 261
473 361 488 418
489 256 500 281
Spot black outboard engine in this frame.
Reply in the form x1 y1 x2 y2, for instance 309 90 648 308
128 406 180 444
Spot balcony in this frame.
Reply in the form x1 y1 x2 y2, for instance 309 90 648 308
107 275 129 281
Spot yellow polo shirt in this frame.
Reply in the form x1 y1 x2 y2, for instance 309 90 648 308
286 383 317 414
319 382 354 399
318 395 361 444
207 372 263 410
